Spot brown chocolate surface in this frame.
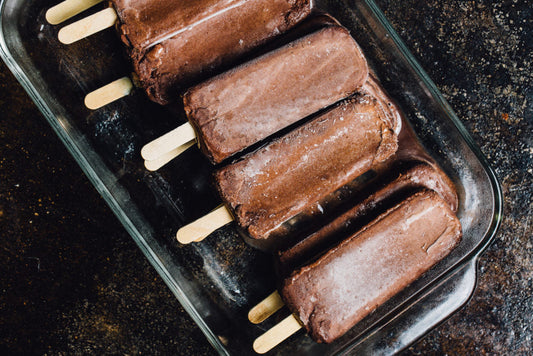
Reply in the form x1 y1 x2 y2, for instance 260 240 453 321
281 190 462 344
112 0 313 104
184 25 369 163
112 0 223 49
215 92 398 242
277 161 459 275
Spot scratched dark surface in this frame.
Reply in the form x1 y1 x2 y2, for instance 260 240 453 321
0 0 531 355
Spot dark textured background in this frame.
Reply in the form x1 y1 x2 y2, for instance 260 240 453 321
1 0 531 354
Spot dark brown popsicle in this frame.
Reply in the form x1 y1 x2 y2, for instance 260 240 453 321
111 0 313 104
281 190 462 343
276 161 459 274
215 91 399 243
185 25 369 164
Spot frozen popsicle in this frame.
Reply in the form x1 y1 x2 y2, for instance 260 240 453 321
252 190 462 352
176 90 399 245
144 24 369 168
215 91 398 241
57 0 314 106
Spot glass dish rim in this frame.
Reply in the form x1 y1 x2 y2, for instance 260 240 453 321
0 0 503 354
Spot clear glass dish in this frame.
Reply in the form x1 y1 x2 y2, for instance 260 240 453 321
0 0 502 354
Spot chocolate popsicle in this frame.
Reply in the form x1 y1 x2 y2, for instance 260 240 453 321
111 0 313 104
276 161 459 275
280 190 462 344
184 25 369 164
215 91 400 246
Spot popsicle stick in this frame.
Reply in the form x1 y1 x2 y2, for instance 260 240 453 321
58 7 117 44
46 0 104 25
84 77 133 110
176 205 233 244
141 123 197 162
144 140 196 171
248 291 285 324
253 314 303 354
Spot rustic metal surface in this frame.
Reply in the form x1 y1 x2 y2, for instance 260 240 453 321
0 0 531 354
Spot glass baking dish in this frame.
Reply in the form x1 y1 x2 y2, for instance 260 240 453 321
0 0 502 354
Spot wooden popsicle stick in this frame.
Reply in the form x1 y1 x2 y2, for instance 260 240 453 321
84 77 133 110
144 140 196 171
248 291 285 324
46 0 104 25
253 314 303 354
58 7 117 44
176 205 233 244
141 123 197 161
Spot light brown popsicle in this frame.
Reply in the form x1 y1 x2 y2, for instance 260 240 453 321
280 190 462 344
184 25 369 164
215 92 399 244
